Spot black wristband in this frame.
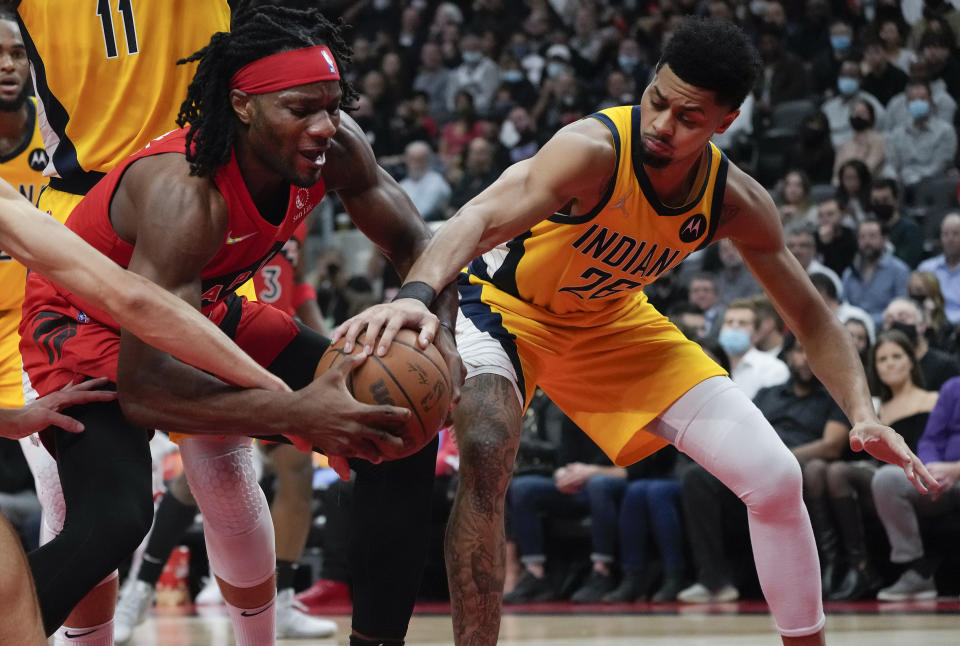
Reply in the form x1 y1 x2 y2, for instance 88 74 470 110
395 281 436 307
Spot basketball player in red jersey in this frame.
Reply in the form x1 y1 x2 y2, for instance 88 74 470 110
18 7 461 646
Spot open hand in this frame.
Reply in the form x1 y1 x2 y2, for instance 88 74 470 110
331 299 439 357
0 378 117 440
850 421 938 494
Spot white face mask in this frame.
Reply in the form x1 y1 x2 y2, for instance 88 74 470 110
546 61 567 78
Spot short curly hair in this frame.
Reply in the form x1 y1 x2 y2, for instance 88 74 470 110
657 17 760 110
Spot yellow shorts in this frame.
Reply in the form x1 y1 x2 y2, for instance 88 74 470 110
456 273 727 466
0 309 24 408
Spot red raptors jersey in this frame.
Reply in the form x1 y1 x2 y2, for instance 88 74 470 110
19 129 326 393
253 222 308 318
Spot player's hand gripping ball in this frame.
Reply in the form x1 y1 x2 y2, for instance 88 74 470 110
316 328 452 459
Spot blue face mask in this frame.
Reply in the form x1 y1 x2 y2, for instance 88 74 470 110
618 56 639 71
718 328 752 356
837 76 859 96
830 34 851 51
908 99 931 119
502 69 524 83
462 51 482 64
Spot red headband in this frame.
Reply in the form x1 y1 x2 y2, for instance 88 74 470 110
230 45 340 94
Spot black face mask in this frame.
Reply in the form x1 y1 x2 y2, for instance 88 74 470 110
871 202 895 221
908 293 927 308
850 115 871 131
888 320 919 345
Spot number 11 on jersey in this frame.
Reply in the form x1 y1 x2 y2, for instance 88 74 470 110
97 0 139 59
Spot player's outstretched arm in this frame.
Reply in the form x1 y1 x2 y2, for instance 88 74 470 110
719 164 937 494
332 117 617 354
112 160 408 460
0 179 287 392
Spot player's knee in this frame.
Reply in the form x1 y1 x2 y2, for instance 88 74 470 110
101 486 154 555
741 448 802 516
456 424 518 491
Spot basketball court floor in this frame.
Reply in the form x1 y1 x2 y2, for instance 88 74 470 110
121 599 960 644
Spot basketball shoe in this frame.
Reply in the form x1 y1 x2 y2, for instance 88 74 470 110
275 588 337 638
114 579 154 644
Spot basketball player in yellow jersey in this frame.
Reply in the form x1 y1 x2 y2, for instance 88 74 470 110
0 10 44 412
335 19 938 646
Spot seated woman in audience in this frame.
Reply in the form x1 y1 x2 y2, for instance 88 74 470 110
776 169 818 227
836 159 872 223
804 330 935 600
908 271 955 352
833 99 886 179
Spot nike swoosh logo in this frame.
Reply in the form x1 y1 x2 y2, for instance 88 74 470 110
64 630 97 638
241 601 273 617
226 231 258 244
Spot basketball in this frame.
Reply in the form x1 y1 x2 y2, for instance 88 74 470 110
316 328 452 458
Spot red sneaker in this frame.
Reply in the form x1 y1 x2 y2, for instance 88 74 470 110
295 579 351 611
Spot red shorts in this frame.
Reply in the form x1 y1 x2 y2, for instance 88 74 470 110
20 273 299 397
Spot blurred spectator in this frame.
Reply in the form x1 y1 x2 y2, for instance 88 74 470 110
503 416 626 604
643 265 688 315
791 110 836 185
882 297 960 390
815 197 859 277
599 447 689 603
792 0 833 62
907 0 960 50
750 294 786 356
881 61 957 132
711 93 755 164
846 317 874 363
869 178 924 268
448 137 498 214
398 141 451 222
908 270 957 350
717 299 790 399
872 375 960 601
877 18 918 74
777 169 818 226
380 50 412 110
688 273 723 338
753 24 811 128
532 68 588 134
822 58 886 148
446 31 501 117
350 93 391 158
842 218 911 326
786 221 845 296
413 42 452 123
811 19 858 95
496 55 538 111
917 213 960 324
596 69 636 111
394 5 425 68
714 238 763 307
669 302 708 341
836 159 873 222
611 38 651 94
678 334 846 603
861 38 909 105
833 99 886 178
810 271 877 345
439 90 485 165
498 106 540 166
568 6 605 73
917 27 960 103
884 80 958 189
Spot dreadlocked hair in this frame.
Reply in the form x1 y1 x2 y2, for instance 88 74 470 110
175 4 358 177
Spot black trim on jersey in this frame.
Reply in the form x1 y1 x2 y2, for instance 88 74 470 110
547 111 621 226
467 257 491 282
0 98 36 163
457 276 526 397
17 16 85 180
216 294 245 338
489 230 532 299
49 171 106 196
631 105 713 217
695 151 729 251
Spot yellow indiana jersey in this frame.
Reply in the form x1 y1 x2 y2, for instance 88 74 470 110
0 97 46 312
465 104 728 321
16 0 230 178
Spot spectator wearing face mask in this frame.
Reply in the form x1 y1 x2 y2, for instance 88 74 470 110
881 60 957 132
812 19 858 95
834 99 886 178
823 58 886 148
717 299 790 400
884 80 957 189
869 178 924 268
447 31 501 117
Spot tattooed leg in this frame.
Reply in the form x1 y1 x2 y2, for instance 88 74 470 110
446 374 523 646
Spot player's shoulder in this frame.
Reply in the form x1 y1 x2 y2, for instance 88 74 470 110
533 117 618 181
712 158 779 241
325 112 378 192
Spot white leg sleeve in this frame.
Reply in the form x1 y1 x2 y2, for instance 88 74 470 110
649 376 825 637
179 436 275 589
19 434 64 544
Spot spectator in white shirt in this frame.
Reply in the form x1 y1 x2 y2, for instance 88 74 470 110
884 80 958 189
447 31 501 117
823 59 886 148
717 299 790 399
398 141 451 222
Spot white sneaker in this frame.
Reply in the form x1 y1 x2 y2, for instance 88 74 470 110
195 576 224 605
677 582 739 603
114 579 155 644
275 588 337 639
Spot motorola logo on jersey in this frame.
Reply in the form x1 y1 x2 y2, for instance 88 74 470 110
678 213 707 243
28 148 50 172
